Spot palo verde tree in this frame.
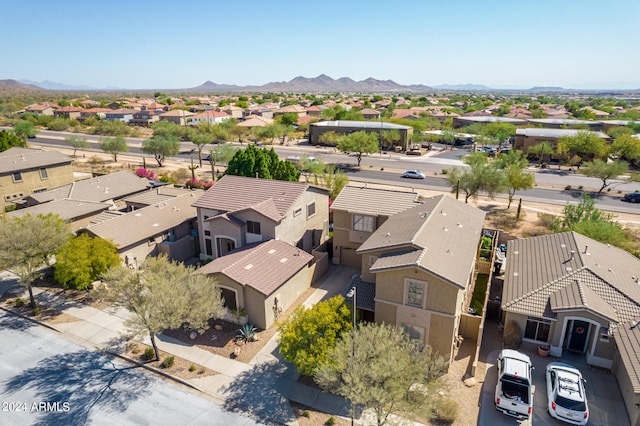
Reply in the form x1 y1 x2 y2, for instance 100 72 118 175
187 125 212 167
527 141 555 166
0 129 26 152
557 131 608 162
207 143 238 180
312 164 349 201
494 149 535 208
13 120 38 142
315 323 448 426
609 133 640 169
65 135 90 157
580 159 628 193
336 131 379 167
0 214 71 313
278 295 352 377
142 134 181 167
101 135 129 162
95 256 225 360
445 151 506 203
53 233 121 290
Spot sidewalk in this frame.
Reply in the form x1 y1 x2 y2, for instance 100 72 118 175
0 266 359 425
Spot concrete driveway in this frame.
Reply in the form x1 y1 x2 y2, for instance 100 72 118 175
0 311 265 426
479 348 629 426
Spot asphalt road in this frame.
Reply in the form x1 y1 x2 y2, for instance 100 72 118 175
25 130 640 214
0 311 264 426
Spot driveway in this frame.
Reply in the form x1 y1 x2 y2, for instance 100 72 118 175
479 348 629 425
0 311 265 426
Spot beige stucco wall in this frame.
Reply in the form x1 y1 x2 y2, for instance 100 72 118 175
613 350 640 426
331 209 381 267
429 313 456 361
275 188 329 252
1 163 74 210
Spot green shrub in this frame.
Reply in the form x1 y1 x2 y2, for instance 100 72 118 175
325 416 335 426
142 347 156 361
565 185 572 190
302 410 311 418
14 298 25 307
33 307 42 316
236 324 257 343
160 356 175 369
433 397 459 424
188 365 196 372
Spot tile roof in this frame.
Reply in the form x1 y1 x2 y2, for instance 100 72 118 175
196 239 313 296
0 147 71 174
192 175 312 222
7 199 110 221
331 186 421 217
121 187 194 207
345 274 376 311
613 319 640 392
358 195 485 288
85 191 202 249
237 116 273 127
28 171 149 204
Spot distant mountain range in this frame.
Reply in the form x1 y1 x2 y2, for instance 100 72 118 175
0 76 638 94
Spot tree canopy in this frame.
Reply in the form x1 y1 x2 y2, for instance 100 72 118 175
54 233 121 290
142 134 181 166
65 135 90 157
13 120 38 142
278 295 352 377
336 131 379 167
0 214 70 311
101 135 129 162
580 159 628 193
494 150 535 208
557 131 608 161
226 145 300 181
95 256 225 359
315 323 448 426
445 152 506 203
0 129 26 152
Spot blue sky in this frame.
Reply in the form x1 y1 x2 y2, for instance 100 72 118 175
3 0 639 90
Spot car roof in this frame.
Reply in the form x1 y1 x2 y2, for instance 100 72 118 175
549 363 585 401
500 349 532 377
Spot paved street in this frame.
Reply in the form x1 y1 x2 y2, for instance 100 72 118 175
0 311 265 426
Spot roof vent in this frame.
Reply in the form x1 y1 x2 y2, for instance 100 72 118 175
245 264 254 270
583 245 589 254
440 210 447 216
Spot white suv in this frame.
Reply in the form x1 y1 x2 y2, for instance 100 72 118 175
545 362 589 425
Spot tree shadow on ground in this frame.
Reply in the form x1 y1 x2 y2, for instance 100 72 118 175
2 349 151 426
222 360 297 425
0 311 36 331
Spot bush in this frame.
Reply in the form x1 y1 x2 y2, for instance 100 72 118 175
503 320 522 349
236 324 258 343
14 298 25 308
33 307 42 316
324 416 335 425
302 410 311 418
188 365 196 372
160 356 175 369
432 397 459 424
143 347 156 361
565 185 572 190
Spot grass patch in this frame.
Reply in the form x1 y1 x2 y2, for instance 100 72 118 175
470 274 488 315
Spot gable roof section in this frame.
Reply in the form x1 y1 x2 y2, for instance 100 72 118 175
84 191 201 249
7 199 110 221
28 171 149 204
614 320 640 393
121 186 194 207
196 239 313 296
0 147 71 174
503 232 640 329
331 186 421 217
358 195 485 288
192 175 309 222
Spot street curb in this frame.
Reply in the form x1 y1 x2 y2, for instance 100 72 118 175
0 305 63 334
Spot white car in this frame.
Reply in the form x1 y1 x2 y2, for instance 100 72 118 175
402 170 425 179
545 362 589 425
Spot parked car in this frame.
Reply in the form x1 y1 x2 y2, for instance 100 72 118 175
623 192 640 203
495 349 534 420
545 362 589 425
402 170 425 179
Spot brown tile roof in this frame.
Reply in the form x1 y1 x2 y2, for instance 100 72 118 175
237 116 273 127
121 187 195 207
358 195 485 288
0 147 72 174
192 175 310 222
28 171 149 204
7 199 110 221
85 191 202 249
331 186 421 217
196 239 313 296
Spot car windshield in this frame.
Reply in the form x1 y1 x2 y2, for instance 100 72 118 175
555 395 586 412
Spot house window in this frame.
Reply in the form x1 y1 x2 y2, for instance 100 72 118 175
219 287 238 311
353 214 375 233
306 202 316 219
205 238 213 256
12 172 22 182
406 279 425 308
401 324 425 350
600 326 610 342
39 168 48 179
293 207 302 217
247 220 261 235
524 316 551 342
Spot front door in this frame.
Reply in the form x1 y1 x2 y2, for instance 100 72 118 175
567 320 590 353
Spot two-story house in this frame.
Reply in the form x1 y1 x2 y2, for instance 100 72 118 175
0 147 74 211
130 110 160 127
330 186 423 268
192 175 329 260
354 195 485 363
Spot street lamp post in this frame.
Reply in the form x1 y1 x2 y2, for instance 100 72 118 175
346 286 356 426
